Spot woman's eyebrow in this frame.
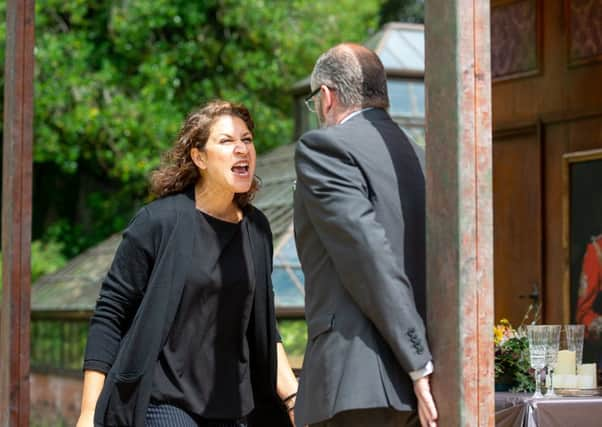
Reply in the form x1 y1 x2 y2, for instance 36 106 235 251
218 132 252 138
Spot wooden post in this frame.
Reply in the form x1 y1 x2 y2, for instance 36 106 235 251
0 0 35 426
425 1 494 425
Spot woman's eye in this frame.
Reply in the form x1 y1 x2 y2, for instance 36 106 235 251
243 138 253 144
219 139 232 144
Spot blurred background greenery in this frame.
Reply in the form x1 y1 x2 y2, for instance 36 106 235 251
278 319 308 366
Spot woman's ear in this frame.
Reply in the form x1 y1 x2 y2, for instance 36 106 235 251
190 147 207 170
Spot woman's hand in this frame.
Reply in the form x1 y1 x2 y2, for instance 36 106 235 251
77 370 106 427
75 410 94 427
275 343 299 426
282 393 296 426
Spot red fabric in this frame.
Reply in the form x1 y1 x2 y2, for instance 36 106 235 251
576 236 602 337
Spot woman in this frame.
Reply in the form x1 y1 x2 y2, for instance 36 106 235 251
77 100 298 427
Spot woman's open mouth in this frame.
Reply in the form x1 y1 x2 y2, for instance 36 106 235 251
231 161 250 176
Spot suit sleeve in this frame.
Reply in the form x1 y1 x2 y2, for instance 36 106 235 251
83 207 156 373
295 132 431 373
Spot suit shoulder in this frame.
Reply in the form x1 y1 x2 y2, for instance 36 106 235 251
298 127 345 148
296 128 350 162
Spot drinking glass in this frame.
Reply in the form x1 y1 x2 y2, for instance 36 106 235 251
527 325 548 398
544 325 561 397
564 324 585 368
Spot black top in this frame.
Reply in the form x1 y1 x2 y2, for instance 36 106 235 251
83 189 292 427
150 211 256 419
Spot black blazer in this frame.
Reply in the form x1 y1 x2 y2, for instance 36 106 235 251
293 108 431 426
84 188 291 426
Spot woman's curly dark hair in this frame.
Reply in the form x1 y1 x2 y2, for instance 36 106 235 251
150 100 259 207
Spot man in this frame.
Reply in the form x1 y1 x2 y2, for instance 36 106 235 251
293 43 438 427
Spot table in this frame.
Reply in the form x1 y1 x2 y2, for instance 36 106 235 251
495 392 602 426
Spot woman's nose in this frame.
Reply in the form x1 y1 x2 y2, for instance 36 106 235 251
234 140 248 154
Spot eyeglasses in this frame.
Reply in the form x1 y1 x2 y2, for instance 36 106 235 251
304 87 321 113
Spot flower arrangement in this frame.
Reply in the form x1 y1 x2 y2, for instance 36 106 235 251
494 319 534 392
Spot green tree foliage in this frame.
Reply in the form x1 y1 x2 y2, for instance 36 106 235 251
2 0 382 186
0 1 382 255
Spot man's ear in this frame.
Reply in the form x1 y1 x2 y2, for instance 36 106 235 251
321 85 336 113
191 147 207 170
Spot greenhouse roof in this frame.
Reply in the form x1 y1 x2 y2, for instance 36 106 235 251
252 143 305 314
364 22 424 75
253 143 296 242
32 234 122 315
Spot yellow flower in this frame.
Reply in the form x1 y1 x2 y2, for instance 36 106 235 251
494 325 504 345
494 319 516 346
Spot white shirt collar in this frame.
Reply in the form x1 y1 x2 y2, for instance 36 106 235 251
339 107 375 125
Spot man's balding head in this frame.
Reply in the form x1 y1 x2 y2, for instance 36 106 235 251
310 43 389 110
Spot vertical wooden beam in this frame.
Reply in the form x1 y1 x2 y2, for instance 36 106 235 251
425 1 494 426
0 0 35 426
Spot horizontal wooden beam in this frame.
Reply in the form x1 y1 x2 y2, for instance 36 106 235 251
494 107 602 138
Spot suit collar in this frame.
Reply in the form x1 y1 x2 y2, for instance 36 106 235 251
341 107 391 125
340 107 375 124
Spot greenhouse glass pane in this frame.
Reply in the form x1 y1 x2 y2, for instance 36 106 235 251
387 81 413 117
385 31 423 71
379 47 401 70
410 81 425 115
275 236 301 266
398 30 425 62
272 268 304 307
293 268 305 285
400 126 426 147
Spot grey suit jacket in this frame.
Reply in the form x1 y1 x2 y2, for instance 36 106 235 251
293 108 432 426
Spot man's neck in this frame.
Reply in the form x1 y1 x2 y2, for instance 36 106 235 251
333 107 360 125
337 106 375 125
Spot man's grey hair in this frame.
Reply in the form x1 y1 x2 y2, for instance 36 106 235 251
310 44 389 110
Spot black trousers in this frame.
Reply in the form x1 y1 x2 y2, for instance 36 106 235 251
309 408 420 427
145 403 248 427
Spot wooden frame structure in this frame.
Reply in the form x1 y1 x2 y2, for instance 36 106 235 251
0 1 35 426
426 0 494 425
